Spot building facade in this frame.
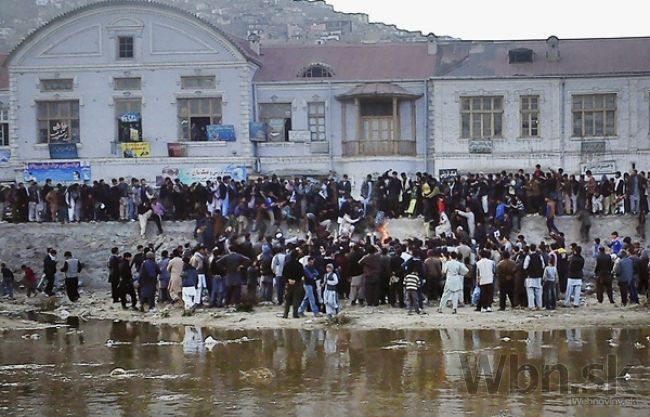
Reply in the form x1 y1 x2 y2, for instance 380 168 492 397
2 1 650 188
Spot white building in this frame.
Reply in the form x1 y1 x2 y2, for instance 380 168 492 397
2 1 650 186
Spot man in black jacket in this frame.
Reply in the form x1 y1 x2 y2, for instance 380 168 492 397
282 249 304 319
594 246 614 304
108 247 121 302
119 253 138 310
43 249 57 296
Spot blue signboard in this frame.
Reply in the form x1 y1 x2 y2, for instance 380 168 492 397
249 122 267 142
206 124 236 142
119 112 141 123
49 143 79 159
0 149 10 163
24 161 91 183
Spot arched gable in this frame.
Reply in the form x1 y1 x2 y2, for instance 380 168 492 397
7 0 259 68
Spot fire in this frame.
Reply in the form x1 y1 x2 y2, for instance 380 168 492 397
377 221 390 243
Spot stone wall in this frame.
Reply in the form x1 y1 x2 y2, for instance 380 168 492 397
0 214 644 289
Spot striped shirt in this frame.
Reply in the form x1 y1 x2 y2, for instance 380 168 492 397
404 273 420 291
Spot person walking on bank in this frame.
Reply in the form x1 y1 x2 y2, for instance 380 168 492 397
108 247 121 303
475 250 495 312
438 252 468 314
322 263 339 319
61 251 83 302
564 246 585 307
167 249 184 304
524 244 544 310
594 246 615 304
282 249 304 319
1 263 14 300
138 252 160 312
542 257 558 310
614 250 634 306
496 251 517 310
403 270 421 315
298 257 321 317
21 264 37 298
181 257 199 311
157 250 171 303
43 248 57 296
118 252 138 310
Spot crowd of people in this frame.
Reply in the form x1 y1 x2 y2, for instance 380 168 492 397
2 165 650 318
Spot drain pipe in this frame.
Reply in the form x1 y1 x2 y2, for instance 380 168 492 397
423 79 429 174
560 78 566 169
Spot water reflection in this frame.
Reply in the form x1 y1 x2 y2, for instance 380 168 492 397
0 321 648 417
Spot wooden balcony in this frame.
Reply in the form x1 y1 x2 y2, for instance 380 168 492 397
342 140 416 157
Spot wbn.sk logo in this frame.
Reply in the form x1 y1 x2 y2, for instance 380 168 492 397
459 353 634 394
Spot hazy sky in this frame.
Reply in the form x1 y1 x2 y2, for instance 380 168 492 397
324 0 650 40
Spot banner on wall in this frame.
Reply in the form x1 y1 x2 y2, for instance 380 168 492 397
49 143 78 159
167 143 187 157
249 122 267 142
120 142 151 158
24 161 91 183
0 149 10 163
159 165 247 185
206 124 236 142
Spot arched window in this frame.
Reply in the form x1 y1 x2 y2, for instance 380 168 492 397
300 64 334 78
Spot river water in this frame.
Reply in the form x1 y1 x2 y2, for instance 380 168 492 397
0 317 649 416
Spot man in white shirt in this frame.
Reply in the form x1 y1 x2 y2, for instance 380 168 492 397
476 249 496 312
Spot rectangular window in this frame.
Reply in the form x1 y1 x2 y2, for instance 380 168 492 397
360 99 394 141
520 95 540 137
181 76 216 90
114 77 141 91
259 103 292 142
177 97 222 141
40 79 73 92
460 96 504 139
572 93 616 137
0 105 8 147
115 98 142 142
308 102 326 142
36 100 80 144
118 36 134 59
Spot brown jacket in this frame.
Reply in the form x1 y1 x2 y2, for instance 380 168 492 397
496 259 518 283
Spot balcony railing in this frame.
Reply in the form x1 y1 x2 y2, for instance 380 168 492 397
342 140 416 157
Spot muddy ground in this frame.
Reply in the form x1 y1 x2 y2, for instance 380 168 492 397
1 289 648 333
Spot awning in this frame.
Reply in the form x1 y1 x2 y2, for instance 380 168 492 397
336 82 422 100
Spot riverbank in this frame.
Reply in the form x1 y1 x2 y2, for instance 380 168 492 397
1 290 648 333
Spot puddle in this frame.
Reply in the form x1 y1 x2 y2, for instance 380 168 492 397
0 321 648 416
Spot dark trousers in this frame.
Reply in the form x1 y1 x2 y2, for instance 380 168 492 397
44 274 55 296
619 282 630 306
365 277 379 306
159 287 171 303
389 281 404 307
120 285 137 308
151 214 163 233
225 284 241 306
596 275 614 303
140 288 155 310
543 281 557 309
406 289 420 313
558 271 568 294
630 279 640 304
283 283 302 318
514 277 526 307
110 279 120 302
65 277 79 302
499 280 515 310
379 276 389 304
477 283 493 310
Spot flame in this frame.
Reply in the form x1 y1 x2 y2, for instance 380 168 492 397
377 221 390 242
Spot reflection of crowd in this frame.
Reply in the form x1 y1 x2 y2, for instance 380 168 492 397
2 166 650 318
